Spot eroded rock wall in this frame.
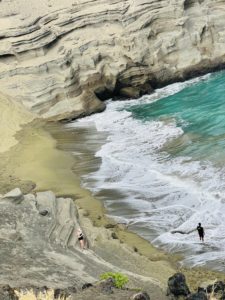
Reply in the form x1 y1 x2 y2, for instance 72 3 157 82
0 0 225 120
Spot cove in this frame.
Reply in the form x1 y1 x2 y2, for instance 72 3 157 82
68 71 225 271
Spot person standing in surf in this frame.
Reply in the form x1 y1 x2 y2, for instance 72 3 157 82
197 223 204 242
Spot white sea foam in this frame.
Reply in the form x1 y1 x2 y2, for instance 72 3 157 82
67 74 225 270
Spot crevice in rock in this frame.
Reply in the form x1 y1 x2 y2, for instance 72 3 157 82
0 53 16 59
184 0 204 10
44 36 62 52
200 25 207 43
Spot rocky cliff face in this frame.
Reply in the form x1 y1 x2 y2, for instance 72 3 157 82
1 0 225 120
0 188 170 300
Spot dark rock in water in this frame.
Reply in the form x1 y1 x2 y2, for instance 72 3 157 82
131 291 150 300
167 273 190 297
186 291 207 300
82 283 93 290
0 285 18 300
98 278 115 294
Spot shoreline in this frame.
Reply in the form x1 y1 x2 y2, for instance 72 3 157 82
0 117 225 295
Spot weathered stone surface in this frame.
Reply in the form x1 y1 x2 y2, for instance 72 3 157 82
0 190 96 288
1 0 225 120
97 278 115 294
39 209 49 216
53 286 77 298
2 188 23 201
0 285 18 300
167 273 190 298
0 187 170 299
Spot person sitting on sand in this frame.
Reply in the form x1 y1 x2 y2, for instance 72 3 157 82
197 223 204 242
77 228 85 249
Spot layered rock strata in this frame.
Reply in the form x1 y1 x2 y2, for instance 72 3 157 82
1 0 225 120
0 189 94 288
0 188 169 300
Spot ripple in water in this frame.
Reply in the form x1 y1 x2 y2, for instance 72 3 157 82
67 71 225 271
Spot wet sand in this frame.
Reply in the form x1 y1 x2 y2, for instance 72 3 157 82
0 118 225 294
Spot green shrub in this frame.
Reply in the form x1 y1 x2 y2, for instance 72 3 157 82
100 272 129 289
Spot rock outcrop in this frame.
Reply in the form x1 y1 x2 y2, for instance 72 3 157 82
0 189 94 288
167 273 190 298
167 274 225 300
0 281 151 300
0 188 168 300
1 0 225 120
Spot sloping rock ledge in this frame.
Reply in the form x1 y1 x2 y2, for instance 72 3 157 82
0 188 170 299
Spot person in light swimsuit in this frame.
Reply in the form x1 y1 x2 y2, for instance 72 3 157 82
77 228 85 249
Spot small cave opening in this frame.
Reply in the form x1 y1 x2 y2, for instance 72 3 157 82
94 87 115 101
0 53 16 63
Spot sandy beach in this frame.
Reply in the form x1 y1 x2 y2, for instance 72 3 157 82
0 97 225 300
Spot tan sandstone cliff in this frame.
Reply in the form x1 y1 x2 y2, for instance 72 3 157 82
0 0 225 121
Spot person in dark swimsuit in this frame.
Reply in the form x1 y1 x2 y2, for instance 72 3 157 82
77 228 85 249
197 223 204 242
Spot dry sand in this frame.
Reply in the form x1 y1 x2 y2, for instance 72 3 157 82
0 93 33 153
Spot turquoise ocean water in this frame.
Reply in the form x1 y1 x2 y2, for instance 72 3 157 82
68 71 225 270
128 71 225 164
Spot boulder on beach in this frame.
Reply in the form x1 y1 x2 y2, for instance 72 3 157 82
186 291 207 300
167 273 190 298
